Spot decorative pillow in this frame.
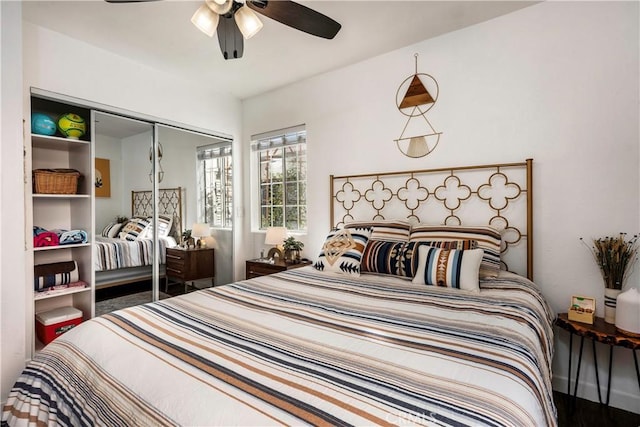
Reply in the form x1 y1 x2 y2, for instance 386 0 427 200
101 222 123 238
314 227 372 276
412 245 484 291
118 217 150 241
410 240 477 277
409 225 501 278
361 240 418 278
344 220 411 242
139 214 174 239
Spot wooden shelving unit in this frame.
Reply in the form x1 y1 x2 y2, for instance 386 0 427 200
27 95 95 355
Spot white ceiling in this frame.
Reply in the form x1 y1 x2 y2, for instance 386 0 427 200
22 1 536 100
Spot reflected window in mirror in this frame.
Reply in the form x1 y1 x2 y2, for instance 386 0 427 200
197 142 233 228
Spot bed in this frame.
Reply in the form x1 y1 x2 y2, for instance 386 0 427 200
2 159 557 426
94 187 183 289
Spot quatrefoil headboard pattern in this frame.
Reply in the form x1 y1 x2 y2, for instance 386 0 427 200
330 159 533 279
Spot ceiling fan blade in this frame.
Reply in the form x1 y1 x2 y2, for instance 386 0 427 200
247 0 341 40
217 16 244 60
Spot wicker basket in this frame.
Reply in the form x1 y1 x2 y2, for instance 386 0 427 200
33 169 81 194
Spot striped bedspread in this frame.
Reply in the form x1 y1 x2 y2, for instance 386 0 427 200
2 268 556 426
94 236 172 271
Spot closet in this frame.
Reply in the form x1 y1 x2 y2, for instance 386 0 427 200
26 89 233 356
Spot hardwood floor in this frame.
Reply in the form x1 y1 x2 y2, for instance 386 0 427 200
554 391 640 427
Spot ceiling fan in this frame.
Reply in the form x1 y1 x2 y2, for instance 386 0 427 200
105 0 341 60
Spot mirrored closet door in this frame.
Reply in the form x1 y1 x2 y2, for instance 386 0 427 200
94 115 233 315
94 112 157 310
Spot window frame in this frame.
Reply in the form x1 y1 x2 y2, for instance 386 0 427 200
252 125 307 232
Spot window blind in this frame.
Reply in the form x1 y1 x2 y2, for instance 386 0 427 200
251 124 306 152
197 141 232 160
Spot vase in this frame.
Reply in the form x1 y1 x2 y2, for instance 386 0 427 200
604 288 621 324
615 287 640 336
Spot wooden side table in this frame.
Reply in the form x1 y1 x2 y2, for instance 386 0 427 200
246 258 312 279
556 313 640 406
166 247 215 293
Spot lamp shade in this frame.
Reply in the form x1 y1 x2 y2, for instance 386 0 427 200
206 0 232 15
265 227 287 246
191 4 219 37
234 5 263 39
192 223 210 238
203 235 218 249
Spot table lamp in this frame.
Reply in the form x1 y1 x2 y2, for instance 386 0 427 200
192 223 210 248
265 227 287 259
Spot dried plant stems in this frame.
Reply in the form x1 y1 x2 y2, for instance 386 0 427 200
582 233 639 290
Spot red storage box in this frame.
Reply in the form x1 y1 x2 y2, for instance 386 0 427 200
36 306 83 345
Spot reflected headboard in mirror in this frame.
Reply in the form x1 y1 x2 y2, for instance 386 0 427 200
330 159 533 279
131 187 184 241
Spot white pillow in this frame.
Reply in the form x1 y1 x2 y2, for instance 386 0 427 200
412 245 484 291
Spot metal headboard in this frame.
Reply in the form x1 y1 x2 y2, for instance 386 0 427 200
330 159 533 280
131 187 184 240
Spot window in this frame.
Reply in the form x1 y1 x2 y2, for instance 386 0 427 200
252 126 307 231
197 142 232 228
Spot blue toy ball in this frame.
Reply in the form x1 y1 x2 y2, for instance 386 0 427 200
31 113 57 136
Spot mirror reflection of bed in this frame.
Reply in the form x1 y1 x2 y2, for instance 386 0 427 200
93 112 233 314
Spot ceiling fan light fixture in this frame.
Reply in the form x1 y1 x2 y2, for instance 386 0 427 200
235 5 263 39
191 3 219 37
206 0 233 15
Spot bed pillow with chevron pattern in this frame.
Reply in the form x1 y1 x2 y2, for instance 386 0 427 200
412 245 484 291
314 227 372 276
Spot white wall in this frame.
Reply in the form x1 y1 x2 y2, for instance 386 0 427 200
0 0 27 405
95 134 127 230
242 1 640 412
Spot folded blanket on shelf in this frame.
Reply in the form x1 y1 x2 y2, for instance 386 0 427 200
34 261 79 290
56 229 88 245
34 232 59 247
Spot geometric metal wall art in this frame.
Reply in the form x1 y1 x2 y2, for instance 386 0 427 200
395 53 442 158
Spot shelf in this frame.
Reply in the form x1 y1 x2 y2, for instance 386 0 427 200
34 243 91 252
33 194 90 199
31 134 90 150
34 285 90 301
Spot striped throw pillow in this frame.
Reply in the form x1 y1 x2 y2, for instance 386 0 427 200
101 222 123 238
410 225 501 278
412 245 484 291
344 220 411 242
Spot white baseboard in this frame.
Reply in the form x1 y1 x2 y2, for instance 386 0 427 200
553 375 640 414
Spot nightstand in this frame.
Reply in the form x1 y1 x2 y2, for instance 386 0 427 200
246 258 312 279
166 247 215 293
556 313 640 407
